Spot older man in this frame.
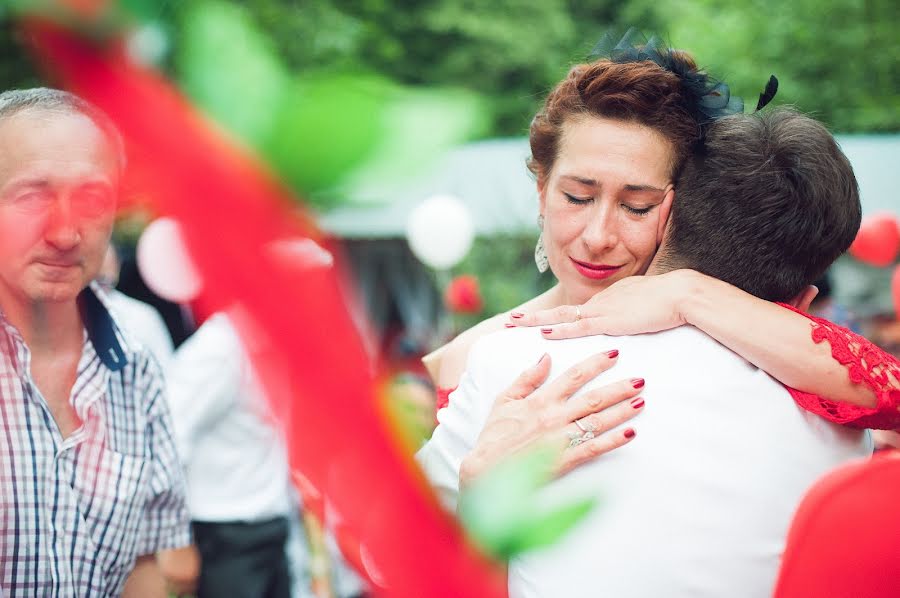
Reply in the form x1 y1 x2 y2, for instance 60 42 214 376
0 88 190 596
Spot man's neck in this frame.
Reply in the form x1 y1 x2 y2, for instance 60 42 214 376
0 293 84 355
645 250 678 276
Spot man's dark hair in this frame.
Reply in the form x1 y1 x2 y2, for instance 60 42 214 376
657 108 861 302
0 87 125 169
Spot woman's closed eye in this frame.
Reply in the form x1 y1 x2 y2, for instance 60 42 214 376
622 203 654 216
563 192 592 205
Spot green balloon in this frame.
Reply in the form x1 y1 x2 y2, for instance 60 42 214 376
261 75 387 200
177 1 289 147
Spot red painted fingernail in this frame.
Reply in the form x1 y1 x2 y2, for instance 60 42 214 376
632 378 645 389
606 349 619 358
631 398 645 409
511 312 524 319
504 323 516 328
624 428 636 439
541 328 553 335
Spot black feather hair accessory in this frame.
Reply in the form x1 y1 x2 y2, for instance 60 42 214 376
589 29 744 125
755 75 779 111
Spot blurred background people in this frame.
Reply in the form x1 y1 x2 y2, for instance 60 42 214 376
160 308 295 598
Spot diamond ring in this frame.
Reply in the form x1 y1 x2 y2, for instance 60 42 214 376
567 428 596 448
574 417 595 433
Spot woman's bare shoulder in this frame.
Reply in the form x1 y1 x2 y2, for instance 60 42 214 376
424 286 562 389
424 313 510 389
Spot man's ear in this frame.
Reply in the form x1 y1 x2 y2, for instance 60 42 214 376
789 285 819 312
657 186 675 245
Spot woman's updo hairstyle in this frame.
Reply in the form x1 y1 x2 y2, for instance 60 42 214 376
528 31 744 181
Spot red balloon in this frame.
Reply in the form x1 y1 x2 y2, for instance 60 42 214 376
849 212 900 267
445 274 484 314
892 265 900 319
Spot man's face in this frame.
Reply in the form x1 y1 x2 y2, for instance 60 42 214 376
0 109 118 308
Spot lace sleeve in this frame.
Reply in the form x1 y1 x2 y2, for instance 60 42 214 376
777 303 900 430
436 386 456 412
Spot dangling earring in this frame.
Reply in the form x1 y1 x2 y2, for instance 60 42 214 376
535 215 549 273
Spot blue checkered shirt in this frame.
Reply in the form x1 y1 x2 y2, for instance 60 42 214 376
0 285 191 596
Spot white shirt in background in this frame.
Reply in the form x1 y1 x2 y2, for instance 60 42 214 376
105 289 174 369
166 312 293 522
418 326 872 598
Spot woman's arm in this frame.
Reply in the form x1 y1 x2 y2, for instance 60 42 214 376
511 270 900 429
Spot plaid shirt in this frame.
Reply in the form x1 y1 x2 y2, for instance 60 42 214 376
0 284 191 596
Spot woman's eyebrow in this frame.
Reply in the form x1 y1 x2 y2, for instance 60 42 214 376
623 183 666 193
560 174 598 186
560 176 666 194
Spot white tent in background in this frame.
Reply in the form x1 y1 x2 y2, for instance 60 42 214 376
320 135 900 238
319 138 539 239
836 135 900 217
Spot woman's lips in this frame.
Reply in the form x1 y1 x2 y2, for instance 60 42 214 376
570 257 622 280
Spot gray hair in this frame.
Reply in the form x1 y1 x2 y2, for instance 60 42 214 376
0 87 126 170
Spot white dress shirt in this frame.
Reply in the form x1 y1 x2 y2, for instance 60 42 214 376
417 326 872 598
166 312 293 522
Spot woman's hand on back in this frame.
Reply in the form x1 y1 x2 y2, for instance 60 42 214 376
459 350 645 489
508 270 697 339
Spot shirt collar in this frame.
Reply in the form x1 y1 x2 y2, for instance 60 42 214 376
78 282 132 372
0 283 133 372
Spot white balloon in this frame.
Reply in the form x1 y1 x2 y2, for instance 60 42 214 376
126 22 170 67
136 218 203 303
406 194 474 270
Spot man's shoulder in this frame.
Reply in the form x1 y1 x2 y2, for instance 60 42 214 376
468 325 729 372
468 326 548 373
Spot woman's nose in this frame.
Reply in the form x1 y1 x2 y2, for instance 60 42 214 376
581 205 618 254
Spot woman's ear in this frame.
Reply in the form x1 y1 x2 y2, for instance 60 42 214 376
657 186 676 245
537 175 548 215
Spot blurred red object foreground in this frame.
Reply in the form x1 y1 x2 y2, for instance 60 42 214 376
24 19 505 598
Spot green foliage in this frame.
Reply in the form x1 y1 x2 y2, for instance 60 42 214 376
646 0 900 132
172 0 486 206
206 0 652 136
458 445 597 560
3 0 895 134
0 18 40 90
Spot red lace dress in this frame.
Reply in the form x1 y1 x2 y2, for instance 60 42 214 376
778 305 900 430
436 307 900 430
436 387 454 412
